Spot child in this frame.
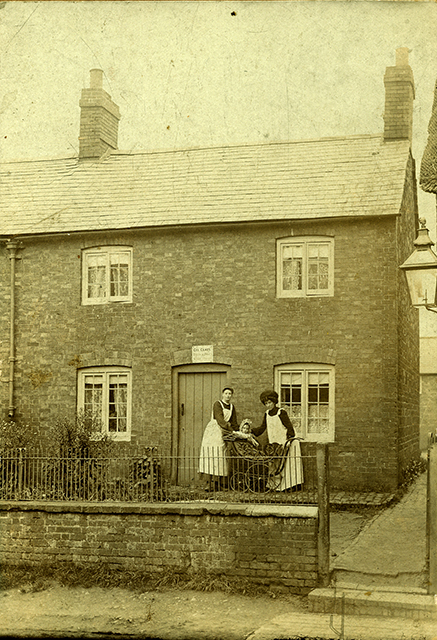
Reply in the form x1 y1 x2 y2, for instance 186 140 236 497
235 418 259 447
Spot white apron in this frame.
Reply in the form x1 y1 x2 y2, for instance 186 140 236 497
266 409 304 491
198 402 232 477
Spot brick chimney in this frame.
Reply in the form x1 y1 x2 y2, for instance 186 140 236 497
383 47 415 142
420 78 437 194
79 69 120 160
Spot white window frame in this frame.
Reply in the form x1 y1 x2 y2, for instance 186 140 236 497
77 367 132 442
82 246 133 305
277 236 334 298
274 363 335 442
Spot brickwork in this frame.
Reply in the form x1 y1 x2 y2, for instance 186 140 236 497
0 502 318 594
383 56 415 141
0 201 420 491
396 153 421 481
79 78 120 159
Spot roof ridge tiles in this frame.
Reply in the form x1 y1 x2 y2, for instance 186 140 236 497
0 133 390 167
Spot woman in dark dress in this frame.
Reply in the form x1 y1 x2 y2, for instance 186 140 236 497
252 389 303 491
198 387 239 484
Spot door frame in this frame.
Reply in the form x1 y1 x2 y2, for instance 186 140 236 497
171 363 231 484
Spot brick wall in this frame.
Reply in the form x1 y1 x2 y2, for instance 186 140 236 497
396 153 421 481
0 502 318 594
0 207 419 491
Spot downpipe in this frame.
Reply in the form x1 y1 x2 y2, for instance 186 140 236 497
5 239 20 420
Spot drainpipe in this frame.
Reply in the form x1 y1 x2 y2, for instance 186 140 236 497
5 240 20 420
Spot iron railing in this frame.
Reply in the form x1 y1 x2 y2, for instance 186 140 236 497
0 444 318 504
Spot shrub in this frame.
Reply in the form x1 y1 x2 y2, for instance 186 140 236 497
48 411 115 457
0 419 38 451
41 412 116 500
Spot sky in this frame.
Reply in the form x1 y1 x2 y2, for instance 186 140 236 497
1 0 437 331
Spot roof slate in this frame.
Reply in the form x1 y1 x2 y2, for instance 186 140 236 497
0 134 411 237
420 78 437 194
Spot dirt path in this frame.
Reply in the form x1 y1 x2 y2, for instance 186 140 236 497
0 585 307 639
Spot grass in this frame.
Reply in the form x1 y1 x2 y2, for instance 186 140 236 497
0 561 300 601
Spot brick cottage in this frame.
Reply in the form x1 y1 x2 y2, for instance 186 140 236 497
0 49 420 493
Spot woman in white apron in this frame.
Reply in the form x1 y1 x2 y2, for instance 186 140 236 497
252 389 303 492
198 387 239 486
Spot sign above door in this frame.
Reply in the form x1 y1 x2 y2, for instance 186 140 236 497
192 345 213 363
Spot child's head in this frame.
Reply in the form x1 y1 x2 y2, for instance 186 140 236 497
240 419 252 433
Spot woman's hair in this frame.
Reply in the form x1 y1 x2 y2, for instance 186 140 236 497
222 386 234 394
259 389 279 404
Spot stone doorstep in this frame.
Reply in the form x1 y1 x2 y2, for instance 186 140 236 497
331 569 427 589
308 587 437 620
330 491 396 507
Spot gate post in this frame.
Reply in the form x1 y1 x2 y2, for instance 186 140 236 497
316 442 330 587
17 447 24 500
427 433 437 595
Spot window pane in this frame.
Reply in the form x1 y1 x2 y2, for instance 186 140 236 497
279 370 302 434
308 386 318 403
88 265 107 299
110 253 130 298
307 243 329 291
289 371 303 432
281 386 291 406
84 376 103 421
291 387 301 403
319 261 329 289
108 375 128 433
282 245 303 291
290 404 302 433
307 371 330 434
282 245 302 259
283 258 302 291
308 243 329 258
319 386 329 403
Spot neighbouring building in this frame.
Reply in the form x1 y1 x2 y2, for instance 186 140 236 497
0 49 420 492
419 67 437 450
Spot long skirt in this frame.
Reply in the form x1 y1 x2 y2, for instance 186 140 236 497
198 419 228 477
268 439 304 491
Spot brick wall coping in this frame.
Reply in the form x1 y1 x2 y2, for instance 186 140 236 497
0 500 318 519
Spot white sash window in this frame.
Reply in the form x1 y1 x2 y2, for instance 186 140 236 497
82 247 132 305
275 364 335 442
77 367 132 441
277 237 334 298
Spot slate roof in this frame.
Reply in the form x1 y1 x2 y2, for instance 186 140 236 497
420 78 437 194
0 134 411 237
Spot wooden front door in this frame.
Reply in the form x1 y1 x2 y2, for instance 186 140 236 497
176 366 229 485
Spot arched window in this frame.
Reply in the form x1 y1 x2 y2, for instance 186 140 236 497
77 367 132 441
274 363 335 442
82 246 133 305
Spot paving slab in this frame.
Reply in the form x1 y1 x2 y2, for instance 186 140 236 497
246 610 437 640
332 472 427 587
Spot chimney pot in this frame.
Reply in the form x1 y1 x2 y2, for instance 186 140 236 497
90 69 103 90
396 47 410 67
